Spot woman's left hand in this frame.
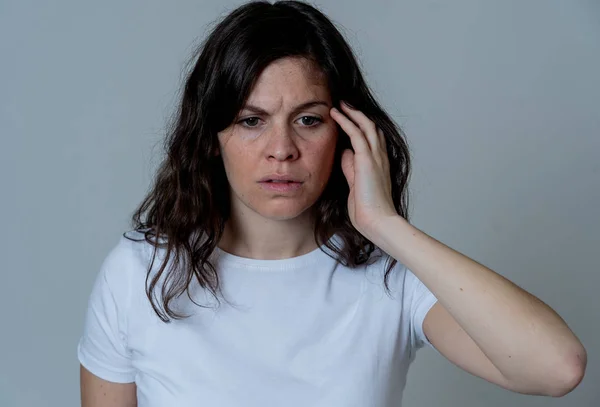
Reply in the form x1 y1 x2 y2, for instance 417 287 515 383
330 101 398 239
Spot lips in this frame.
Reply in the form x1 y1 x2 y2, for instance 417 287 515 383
258 174 303 183
258 174 304 193
258 179 303 192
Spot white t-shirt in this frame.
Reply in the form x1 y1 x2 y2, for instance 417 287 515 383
78 231 438 407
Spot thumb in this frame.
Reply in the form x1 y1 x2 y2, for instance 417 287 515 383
341 148 355 188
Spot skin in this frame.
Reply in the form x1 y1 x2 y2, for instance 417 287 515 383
81 56 587 405
331 102 587 397
80 365 136 407
216 56 339 259
81 56 339 406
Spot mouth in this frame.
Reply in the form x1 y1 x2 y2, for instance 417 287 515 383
258 179 304 192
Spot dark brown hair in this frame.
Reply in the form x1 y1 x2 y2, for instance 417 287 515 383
127 0 413 322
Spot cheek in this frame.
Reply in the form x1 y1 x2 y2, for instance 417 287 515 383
309 137 338 180
319 132 338 162
221 148 252 185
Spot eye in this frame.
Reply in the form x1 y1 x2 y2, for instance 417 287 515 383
237 115 323 128
238 117 261 127
298 116 323 127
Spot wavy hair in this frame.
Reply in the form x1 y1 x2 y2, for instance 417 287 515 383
127 0 413 322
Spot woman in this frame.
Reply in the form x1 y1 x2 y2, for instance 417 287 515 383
78 1 587 406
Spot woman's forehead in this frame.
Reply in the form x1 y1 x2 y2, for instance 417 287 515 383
248 57 328 96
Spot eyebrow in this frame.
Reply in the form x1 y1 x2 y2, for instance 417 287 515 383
240 100 330 116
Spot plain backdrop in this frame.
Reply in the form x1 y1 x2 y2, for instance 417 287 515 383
1 0 598 406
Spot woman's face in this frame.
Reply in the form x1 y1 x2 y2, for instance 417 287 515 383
217 57 338 222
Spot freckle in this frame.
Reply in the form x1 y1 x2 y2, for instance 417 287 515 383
459 287 463 291
508 355 512 358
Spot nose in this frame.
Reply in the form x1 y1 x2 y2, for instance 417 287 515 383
265 124 300 161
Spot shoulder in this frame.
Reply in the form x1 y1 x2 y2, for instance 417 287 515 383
359 249 433 309
96 230 158 292
362 249 410 290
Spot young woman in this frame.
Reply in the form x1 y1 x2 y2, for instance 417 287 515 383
78 1 587 406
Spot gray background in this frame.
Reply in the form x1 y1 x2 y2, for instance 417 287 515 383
1 0 598 406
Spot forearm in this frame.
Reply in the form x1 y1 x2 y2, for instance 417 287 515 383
369 215 587 385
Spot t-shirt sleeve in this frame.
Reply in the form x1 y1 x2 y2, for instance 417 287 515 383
77 239 137 383
405 267 439 350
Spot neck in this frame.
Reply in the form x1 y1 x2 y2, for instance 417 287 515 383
218 207 319 260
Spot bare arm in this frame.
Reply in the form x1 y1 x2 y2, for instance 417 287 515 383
328 101 586 397
80 365 137 407
371 216 587 397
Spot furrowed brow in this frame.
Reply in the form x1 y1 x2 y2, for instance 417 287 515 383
241 100 329 116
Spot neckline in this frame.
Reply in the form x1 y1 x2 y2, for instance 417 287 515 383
213 234 339 271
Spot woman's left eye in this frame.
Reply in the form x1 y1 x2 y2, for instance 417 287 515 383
298 116 322 126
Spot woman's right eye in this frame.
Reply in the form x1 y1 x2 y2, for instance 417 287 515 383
238 117 261 127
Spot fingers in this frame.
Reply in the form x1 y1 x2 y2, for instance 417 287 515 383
331 102 389 170
331 106 370 154
340 148 355 188
377 127 389 171
339 102 381 154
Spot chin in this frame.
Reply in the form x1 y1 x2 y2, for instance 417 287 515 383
255 202 315 222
